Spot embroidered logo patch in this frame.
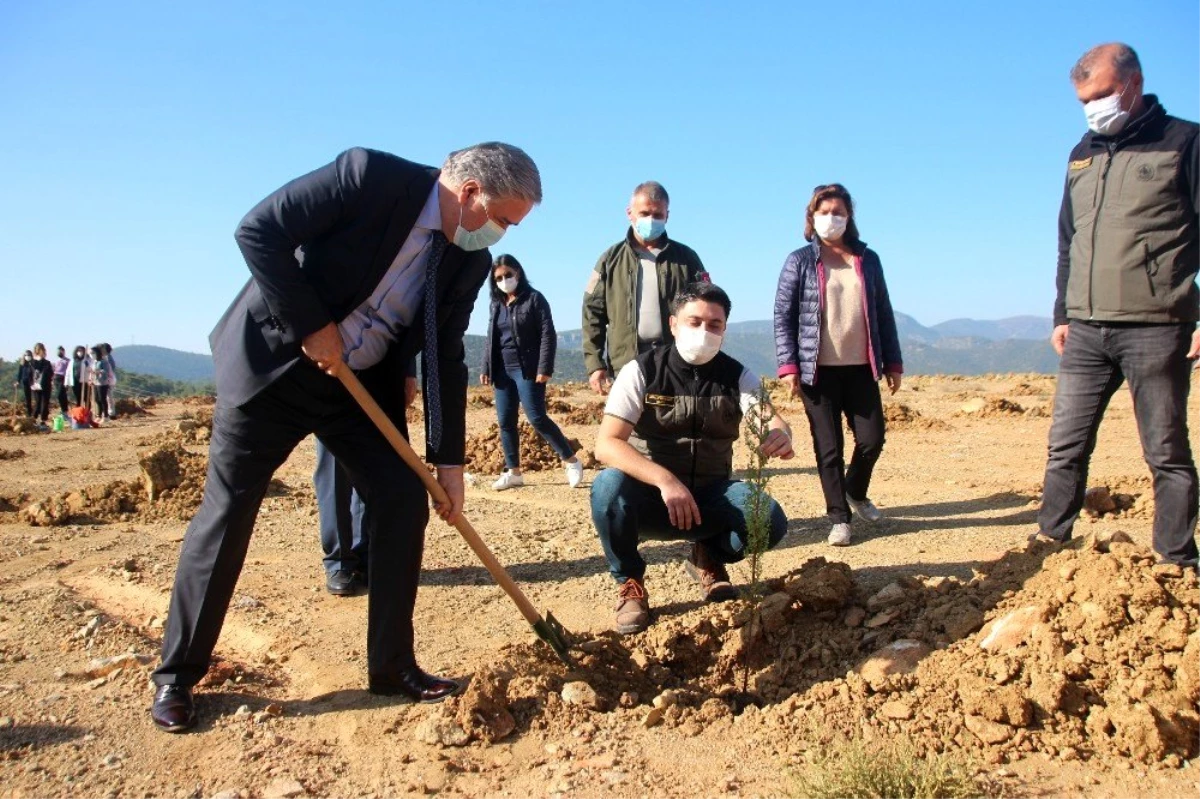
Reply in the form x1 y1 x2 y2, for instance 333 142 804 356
645 393 674 408
1069 157 1093 170
1136 164 1155 181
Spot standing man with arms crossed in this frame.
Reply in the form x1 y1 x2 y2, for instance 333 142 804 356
150 143 541 732
1036 43 1199 568
582 181 708 394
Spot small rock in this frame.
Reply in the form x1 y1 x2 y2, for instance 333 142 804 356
1083 486 1117 515
964 713 1014 744
865 609 901 628
211 790 242 799
235 705 251 716
561 681 602 710
867 582 907 610
642 708 663 728
618 691 638 708
233 594 262 610
880 700 914 720
843 607 867 627
959 397 987 414
856 639 933 689
414 714 471 747
0 717 12 729
978 606 1045 651
651 690 678 710
262 776 305 798
264 703 283 716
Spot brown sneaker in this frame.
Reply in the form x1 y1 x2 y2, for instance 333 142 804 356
684 543 739 602
614 578 650 635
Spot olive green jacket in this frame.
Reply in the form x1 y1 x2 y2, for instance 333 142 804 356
581 229 707 375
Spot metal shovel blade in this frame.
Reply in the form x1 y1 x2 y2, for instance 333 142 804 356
532 611 574 666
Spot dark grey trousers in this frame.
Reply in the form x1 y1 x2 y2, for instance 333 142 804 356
1039 320 1198 566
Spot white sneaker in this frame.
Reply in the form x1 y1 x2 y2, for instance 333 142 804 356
828 522 852 546
565 460 583 488
846 495 883 523
492 471 524 491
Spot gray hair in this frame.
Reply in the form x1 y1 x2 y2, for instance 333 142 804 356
632 180 670 206
442 142 542 205
1070 43 1142 83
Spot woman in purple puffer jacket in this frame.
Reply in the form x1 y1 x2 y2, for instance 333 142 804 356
773 183 902 547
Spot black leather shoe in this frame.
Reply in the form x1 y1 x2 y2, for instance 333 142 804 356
369 668 461 703
325 569 360 596
151 684 197 732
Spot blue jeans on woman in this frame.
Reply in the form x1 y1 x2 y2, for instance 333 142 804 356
590 468 788 583
493 367 574 469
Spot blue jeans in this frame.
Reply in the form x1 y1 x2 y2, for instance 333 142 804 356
314 438 368 574
590 468 788 583
1039 321 1198 565
493 368 574 469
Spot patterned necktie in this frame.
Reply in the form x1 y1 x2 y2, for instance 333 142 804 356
423 231 448 452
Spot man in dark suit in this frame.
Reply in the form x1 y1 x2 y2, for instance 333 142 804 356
150 143 542 732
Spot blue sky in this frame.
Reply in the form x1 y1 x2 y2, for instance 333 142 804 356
1 0 1197 359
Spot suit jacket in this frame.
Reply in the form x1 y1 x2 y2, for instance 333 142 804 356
209 147 491 464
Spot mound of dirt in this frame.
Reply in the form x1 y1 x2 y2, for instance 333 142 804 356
0 448 26 461
464 423 583 475
114 398 151 416
138 409 214 448
958 397 1026 417
883 402 950 431
422 541 1198 769
0 417 45 436
546 399 605 425
468 393 495 409
22 443 208 526
1083 479 1151 520
181 395 216 406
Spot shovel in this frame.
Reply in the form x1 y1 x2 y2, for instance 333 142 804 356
335 366 575 666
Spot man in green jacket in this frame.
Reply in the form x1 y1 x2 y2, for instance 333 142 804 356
1037 42 1199 568
582 181 708 394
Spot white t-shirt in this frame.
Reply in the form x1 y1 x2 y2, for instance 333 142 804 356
604 357 766 424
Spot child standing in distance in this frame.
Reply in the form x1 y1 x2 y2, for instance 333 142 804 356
29 344 54 427
14 350 34 417
53 346 70 419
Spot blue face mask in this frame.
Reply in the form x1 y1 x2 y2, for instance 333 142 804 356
634 217 666 242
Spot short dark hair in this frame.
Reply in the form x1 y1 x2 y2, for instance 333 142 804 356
670 282 731 319
488 253 532 302
632 181 669 206
1071 43 1142 83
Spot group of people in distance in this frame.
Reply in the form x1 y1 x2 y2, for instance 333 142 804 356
148 42 1198 737
11 342 119 429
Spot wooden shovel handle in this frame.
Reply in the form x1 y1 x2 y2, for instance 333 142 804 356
335 367 542 626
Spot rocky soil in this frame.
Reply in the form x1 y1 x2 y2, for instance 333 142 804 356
0 373 1197 798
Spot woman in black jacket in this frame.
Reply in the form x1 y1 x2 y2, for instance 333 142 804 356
481 254 583 490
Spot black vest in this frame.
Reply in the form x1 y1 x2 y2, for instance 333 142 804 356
630 346 744 489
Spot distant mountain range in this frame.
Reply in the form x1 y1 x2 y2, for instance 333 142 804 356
115 313 1059 385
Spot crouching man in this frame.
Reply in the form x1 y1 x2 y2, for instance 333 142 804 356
591 282 794 634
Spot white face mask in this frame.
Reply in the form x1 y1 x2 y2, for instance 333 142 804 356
674 324 723 366
814 213 848 241
496 276 518 294
1084 86 1131 136
453 197 506 251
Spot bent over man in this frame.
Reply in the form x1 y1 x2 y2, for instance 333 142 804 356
151 143 541 731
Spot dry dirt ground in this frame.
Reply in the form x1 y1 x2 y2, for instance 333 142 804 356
0 374 1197 799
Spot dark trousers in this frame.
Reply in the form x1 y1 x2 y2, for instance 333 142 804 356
54 377 68 415
21 385 32 417
94 385 110 419
71 384 83 408
1039 321 1198 565
32 388 50 422
799 364 886 524
153 361 429 687
590 468 787 583
492 367 574 469
313 437 368 575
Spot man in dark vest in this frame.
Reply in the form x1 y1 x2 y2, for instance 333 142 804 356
1036 42 1199 568
150 143 541 732
591 282 794 634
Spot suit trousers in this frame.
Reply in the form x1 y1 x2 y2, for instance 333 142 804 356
313 437 368 575
153 359 429 687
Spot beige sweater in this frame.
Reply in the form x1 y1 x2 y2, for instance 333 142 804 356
817 255 869 366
